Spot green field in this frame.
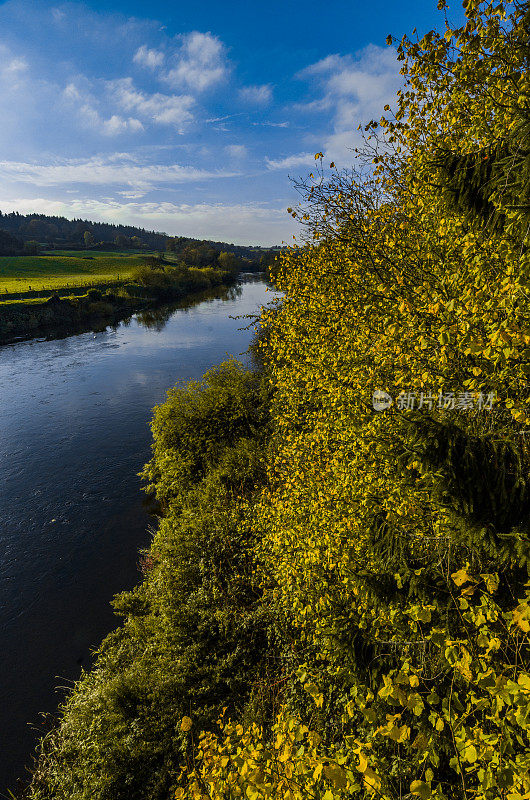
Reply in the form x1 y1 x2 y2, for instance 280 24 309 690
0 252 148 295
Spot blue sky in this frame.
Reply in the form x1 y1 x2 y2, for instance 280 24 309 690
0 0 466 244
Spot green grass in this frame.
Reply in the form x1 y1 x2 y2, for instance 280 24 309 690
0 296 49 306
0 252 148 294
44 249 150 257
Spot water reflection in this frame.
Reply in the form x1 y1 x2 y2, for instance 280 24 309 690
135 284 243 332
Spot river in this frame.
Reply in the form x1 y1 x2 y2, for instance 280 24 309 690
0 277 273 793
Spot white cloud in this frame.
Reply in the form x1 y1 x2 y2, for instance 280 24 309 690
104 114 145 135
134 44 165 69
205 112 245 124
239 84 272 105
297 54 343 77
0 156 239 189
76 100 144 137
225 144 247 159
62 82 82 102
0 44 29 86
1 56 29 80
252 121 289 128
296 45 402 161
266 152 316 170
164 32 229 92
107 77 194 130
118 190 146 199
61 80 145 136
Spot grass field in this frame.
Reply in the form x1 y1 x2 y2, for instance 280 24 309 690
44 249 149 257
0 296 49 306
0 252 148 294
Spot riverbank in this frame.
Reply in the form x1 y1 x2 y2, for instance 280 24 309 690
0 278 271 793
25 357 271 800
0 265 235 346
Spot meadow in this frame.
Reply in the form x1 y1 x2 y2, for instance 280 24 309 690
0 251 148 296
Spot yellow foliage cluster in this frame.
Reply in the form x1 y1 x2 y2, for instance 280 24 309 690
177 3 530 799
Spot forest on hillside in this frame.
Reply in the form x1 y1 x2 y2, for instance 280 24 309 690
0 210 280 265
26 3 530 800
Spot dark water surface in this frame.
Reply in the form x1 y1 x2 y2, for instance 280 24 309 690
0 278 273 793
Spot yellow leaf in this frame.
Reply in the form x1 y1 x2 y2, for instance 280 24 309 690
451 568 473 587
463 744 478 764
410 780 431 798
513 606 530 633
180 716 192 732
364 767 381 793
357 752 368 773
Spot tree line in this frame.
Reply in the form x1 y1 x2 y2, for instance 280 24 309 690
0 211 282 267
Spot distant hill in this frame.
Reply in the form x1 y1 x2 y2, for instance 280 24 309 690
0 210 282 264
0 210 168 251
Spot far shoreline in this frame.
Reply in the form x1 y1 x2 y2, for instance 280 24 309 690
0 266 247 347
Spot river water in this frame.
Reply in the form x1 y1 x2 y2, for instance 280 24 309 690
0 278 273 793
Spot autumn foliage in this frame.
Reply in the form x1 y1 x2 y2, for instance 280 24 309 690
26 3 530 799
180 3 530 799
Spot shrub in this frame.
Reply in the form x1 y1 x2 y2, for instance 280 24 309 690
87 301 114 316
131 266 172 289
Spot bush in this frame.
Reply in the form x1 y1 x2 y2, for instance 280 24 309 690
131 266 172 289
143 255 165 269
87 301 114 316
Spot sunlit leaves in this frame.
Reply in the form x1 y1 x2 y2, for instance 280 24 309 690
176 5 530 800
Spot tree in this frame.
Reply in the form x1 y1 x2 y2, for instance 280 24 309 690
217 251 238 272
166 236 187 253
23 240 40 255
184 4 530 799
83 230 95 248
0 229 22 255
114 234 130 248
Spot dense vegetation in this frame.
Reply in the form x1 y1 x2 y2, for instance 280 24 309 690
0 211 168 251
0 228 23 255
25 2 530 800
